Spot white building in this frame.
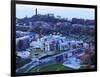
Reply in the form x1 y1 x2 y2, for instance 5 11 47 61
29 34 84 52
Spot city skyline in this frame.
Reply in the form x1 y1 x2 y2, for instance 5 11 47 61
16 4 95 20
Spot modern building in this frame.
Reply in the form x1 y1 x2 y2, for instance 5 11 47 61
30 33 84 52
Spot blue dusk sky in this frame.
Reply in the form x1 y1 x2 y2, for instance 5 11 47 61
16 4 95 20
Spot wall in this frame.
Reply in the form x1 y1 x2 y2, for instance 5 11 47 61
0 0 99 77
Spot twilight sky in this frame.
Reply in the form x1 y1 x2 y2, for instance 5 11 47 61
16 4 95 20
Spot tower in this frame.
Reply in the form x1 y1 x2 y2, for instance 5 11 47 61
35 8 37 15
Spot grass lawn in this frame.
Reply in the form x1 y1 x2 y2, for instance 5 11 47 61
29 49 45 54
53 50 64 55
29 62 72 72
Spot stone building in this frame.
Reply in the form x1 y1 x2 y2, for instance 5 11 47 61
16 36 30 51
